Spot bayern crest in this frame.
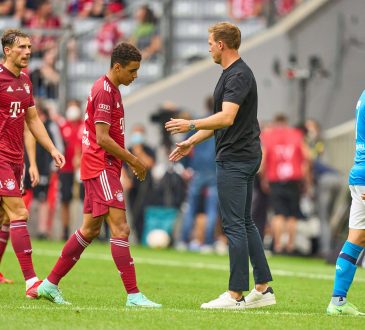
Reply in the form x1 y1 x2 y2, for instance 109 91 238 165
24 83 30 94
5 179 15 191
114 190 124 202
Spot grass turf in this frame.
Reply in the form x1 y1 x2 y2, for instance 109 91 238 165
0 240 364 329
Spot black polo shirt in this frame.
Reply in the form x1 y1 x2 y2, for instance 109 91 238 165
213 58 261 161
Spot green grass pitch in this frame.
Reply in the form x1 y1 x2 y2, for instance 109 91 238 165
0 240 364 329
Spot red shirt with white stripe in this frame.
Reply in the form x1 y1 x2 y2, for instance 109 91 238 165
0 64 35 164
80 75 125 180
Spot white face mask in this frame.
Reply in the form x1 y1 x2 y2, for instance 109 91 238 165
66 105 81 121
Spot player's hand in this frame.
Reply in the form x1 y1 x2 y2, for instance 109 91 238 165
28 164 40 187
129 157 147 181
169 140 193 162
165 118 189 135
50 148 66 169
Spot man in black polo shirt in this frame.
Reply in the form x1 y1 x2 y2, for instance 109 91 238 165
165 22 275 309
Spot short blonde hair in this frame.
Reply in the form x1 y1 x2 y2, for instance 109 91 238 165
208 22 241 50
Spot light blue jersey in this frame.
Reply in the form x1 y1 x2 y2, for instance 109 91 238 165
349 90 365 185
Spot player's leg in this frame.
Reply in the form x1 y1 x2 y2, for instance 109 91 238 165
37 213 103 304
1 195 41 295
107 207 161 308
327 185 365 316
0 205 13 284
60 172 74 241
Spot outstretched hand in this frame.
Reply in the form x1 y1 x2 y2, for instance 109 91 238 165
169 140 193 162
165 118 190 135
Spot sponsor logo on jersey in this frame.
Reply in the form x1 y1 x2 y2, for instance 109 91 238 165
98 103 111 111
114 190 124 202
24 83 30 94
6 86 13 92
9 102 24 118
4 179 15 191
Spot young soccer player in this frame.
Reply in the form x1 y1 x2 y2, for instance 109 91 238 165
36 42 161 308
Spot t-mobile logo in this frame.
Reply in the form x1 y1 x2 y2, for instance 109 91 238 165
9 102 24 118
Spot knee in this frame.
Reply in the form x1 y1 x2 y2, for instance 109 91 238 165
13 207 29 221
110 223 130 238
81 226 100 241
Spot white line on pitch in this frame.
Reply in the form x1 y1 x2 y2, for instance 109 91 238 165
7 248 365 283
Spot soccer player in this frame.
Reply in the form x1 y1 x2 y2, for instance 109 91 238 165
165 22 275 309
0 29 65 296
36 42 161 308
327 90 365 316
0 125 39 284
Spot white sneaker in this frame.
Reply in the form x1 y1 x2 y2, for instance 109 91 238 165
200 292 245 309
245 287 276 309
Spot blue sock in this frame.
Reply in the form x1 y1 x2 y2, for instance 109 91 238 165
332 241 363 298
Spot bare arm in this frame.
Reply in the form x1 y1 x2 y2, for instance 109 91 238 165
24 124 39 187
165 102 239 134
96 123 146 181
25 106 65 168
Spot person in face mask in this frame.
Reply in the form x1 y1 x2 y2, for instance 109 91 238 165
123 124 156 243
58 100 84 241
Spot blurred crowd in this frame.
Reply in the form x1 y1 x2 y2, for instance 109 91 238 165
0 1 315 254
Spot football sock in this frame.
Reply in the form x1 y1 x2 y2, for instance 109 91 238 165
48 230 90 285
26 276 40 290
0 224 10 263
332 241 363 300
110 237 139 294
10 220 36 280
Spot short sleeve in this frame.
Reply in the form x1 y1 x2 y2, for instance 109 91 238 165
223 72 251 106
93 89 114 125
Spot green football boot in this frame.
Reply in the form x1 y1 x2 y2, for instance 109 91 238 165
327 301 365 316
126 292 162 308
37 279 71 305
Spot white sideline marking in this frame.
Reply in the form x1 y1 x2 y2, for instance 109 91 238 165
7 248 365 283
1 305 333 317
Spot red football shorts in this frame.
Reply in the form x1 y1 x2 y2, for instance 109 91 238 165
83 169 125 218
0 161 24 198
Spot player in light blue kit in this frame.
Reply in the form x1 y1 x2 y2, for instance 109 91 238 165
327 90 365 316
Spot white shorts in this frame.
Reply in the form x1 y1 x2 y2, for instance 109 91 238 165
349 185 365 229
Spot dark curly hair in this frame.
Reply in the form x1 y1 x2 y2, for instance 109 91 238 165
110 42 142 68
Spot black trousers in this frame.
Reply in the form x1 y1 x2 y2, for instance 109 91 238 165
216 158 273 291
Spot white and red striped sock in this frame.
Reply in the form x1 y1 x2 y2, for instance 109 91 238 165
110 237 139 294
48 230 91 285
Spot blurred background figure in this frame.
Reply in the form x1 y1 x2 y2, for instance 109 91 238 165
305 118 343 258
58 99 83 241
32 100 63 239
123 124 156 243
176 96 218 253
30 47 59 99
261 114 310 254
227 0 264 21
129 4 162 61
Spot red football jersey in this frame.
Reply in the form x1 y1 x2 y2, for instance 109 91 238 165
261 126 305 182
59 118 83 173
80 75 125 180
0 64 35 164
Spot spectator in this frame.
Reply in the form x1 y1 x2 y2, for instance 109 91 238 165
275 0 300 16
305 118 343 258
123 124 156 243
227 0 264 21
30 47 59 99
32 100 64 239
177 97 219 252
67 0 93 18
24 0 61 57
0 0 15 16
58 100 84 241
261 114 310 254
129 4 162 60
96 4 124 57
